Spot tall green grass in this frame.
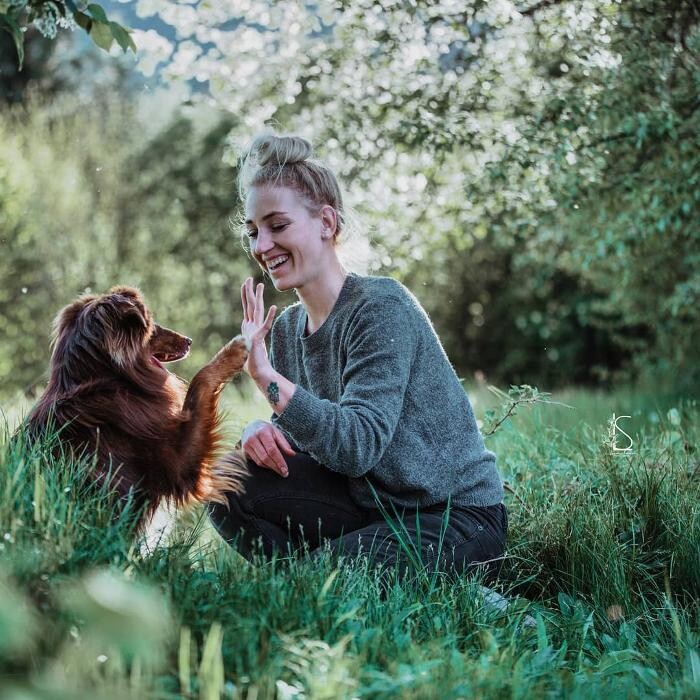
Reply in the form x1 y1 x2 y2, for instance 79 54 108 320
0 384 698 698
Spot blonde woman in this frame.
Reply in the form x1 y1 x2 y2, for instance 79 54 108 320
208 131 508 582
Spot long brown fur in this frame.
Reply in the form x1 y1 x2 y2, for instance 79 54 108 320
24 285 249 532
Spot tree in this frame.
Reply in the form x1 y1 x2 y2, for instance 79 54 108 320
0 0 134 68
128 0 697 387
3 0 696 393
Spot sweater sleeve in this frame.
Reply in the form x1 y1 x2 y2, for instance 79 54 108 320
267 319 279 423
272 296 417 477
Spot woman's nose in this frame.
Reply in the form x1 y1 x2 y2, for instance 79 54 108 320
253 229 274 254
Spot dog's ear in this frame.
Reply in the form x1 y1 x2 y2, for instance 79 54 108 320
105 287 151 333
50 295 95 351
99 294 148 330
95 293 150 368
48 295 99 382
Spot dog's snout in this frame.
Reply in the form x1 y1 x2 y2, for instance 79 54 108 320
185 337 192 347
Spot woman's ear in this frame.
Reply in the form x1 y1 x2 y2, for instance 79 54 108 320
320 204 337 239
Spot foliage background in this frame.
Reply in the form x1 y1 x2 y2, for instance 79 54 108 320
0 0 698 401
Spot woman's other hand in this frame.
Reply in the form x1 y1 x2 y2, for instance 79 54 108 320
241 277 276 381
241 419 296 477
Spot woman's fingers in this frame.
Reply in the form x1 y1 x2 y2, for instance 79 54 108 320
257 432 288 475
274 429 296 456
253 282 264 325
243 428 289 477
265 305 277 331
241 278 253 322
246 278 257 321
253 305 276 343
240 281 248 322
242 440 265 468
245 278 256 321
244 440 277 474
242 279 272 337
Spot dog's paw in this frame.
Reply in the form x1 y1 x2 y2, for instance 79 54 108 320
212 335 249 377
229 335 250 354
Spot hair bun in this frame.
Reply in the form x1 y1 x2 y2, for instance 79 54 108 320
251 133 313 168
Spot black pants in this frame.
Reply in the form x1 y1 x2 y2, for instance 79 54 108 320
207 452 508 584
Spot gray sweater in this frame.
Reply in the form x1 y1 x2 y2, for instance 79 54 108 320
269 272 504 510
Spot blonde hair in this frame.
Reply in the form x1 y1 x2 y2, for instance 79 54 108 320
234 127 372 273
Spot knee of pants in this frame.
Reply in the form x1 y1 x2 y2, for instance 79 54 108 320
206 489 251 545
206 462 303 549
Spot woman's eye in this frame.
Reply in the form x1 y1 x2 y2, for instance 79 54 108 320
247 224 287 238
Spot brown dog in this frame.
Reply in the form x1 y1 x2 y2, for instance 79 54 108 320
24 285 249 531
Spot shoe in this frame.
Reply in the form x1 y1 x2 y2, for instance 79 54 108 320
478 585 537 630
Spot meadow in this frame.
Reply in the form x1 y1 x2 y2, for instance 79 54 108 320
1 381 698 699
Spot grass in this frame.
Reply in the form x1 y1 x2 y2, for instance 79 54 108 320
0 380 698 699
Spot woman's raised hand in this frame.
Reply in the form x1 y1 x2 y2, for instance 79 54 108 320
240 277 276 380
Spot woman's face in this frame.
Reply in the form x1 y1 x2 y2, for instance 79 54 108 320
244 185 334 291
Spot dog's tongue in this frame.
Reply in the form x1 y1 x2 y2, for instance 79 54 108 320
150 355 165 369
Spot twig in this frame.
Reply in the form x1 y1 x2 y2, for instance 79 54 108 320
482 384 573 437
503 481 535 517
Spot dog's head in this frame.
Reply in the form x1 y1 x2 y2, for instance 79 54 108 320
50 286 192 384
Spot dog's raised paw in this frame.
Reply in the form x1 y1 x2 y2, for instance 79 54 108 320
211 336 249 377
231 335 251 355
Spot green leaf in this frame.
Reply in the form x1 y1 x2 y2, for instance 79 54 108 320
90 21 113 51
73 10 91 31
0 14 24 70
685 648 700 688
87 3 109 24
110 21 136 53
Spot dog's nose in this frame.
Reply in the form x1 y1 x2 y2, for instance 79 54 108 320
185 337 192 347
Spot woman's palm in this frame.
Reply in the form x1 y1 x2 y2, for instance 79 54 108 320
241 278 276 380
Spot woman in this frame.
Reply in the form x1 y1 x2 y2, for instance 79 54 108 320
208 131 508 582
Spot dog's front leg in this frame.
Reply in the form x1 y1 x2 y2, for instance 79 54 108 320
175 336 250 498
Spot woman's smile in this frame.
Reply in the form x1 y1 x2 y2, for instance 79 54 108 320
267 254 291 274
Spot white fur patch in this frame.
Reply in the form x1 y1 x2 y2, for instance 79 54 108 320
139 500 178 555
111 348 127 367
